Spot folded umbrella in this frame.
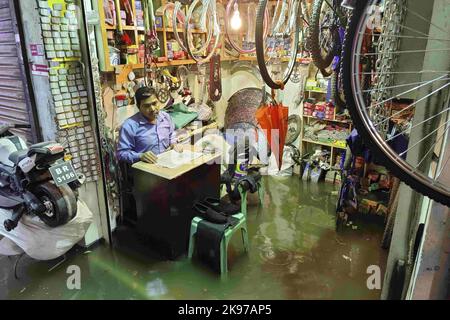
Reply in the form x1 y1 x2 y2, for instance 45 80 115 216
256 101 288 169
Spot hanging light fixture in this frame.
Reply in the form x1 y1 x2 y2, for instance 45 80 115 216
230 3 242 30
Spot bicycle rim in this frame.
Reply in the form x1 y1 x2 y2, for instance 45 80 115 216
310 0 339 72
173 1 188 52
342 0 450 206
185 0 220 63
225 0 269 54
184 0 218 63
255 0 301 89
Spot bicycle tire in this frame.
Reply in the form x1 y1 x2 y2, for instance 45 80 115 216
173 2 188 52
286 115 302 145
184 0 220 63
331 71 345 109
342 0 450 206
255 0 301 89
309 0 339 72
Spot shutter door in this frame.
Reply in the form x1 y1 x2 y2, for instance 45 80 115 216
0 0 33 142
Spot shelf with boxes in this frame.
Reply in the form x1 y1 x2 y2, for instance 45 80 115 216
301 74 352 182
97 0 314 71
98 0 232 72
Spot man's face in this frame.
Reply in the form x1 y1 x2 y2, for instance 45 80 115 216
140 96 161 121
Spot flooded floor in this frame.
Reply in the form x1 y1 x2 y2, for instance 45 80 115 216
1 176 387 300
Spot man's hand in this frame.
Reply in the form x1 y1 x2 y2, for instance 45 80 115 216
140 151 157 164
171 144 184 153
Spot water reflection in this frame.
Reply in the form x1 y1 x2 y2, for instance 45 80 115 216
2 177 386 300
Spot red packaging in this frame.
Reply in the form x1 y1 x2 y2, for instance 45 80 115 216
304 101 315 110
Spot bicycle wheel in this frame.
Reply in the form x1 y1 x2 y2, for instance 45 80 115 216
255 0 302 89
184 0 220 63
309 0 340 73
342 0 450 206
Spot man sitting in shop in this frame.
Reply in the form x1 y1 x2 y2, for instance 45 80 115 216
117 87 183 164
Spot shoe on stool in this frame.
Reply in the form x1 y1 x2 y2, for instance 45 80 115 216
201 197 240 216
193 202 228 224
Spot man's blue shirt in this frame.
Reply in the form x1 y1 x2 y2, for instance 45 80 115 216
117 111 177 164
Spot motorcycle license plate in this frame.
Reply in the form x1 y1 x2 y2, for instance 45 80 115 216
49 162 78 187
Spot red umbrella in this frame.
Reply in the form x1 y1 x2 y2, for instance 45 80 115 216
256 101 289 169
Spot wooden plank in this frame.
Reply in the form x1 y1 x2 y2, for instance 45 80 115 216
98 0 114 71
132 147 220 180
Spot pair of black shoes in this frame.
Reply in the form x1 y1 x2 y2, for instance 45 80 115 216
193 198 240 224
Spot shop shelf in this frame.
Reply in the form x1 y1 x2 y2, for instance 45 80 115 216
303 115 351 124
112 59 198 70
105 25 137 31
156 28 206 34
302 138 347 150
305 89 327 94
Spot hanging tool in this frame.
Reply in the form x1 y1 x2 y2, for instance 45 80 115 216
209 54 222 102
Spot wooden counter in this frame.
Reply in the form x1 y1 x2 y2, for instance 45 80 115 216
132 152 220 180
131 150 221 259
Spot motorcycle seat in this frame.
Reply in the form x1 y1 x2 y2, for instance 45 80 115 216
28 141 58 155
8 149 29 165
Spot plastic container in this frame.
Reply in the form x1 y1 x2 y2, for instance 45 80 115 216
109 46 120 66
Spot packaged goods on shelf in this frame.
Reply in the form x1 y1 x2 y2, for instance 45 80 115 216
303 100 315 116
103 0 116 26
305 78 327 92
155 16 163 28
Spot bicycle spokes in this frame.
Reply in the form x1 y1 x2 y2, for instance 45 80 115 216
342 0 450 206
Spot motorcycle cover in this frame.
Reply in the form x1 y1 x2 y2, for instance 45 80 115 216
0 200 93 261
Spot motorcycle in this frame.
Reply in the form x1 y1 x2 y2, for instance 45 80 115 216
0 123 85 232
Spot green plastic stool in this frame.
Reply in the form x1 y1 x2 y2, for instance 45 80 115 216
238 181 265 216
188 213 249 274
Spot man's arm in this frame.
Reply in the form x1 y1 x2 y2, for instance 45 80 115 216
117 123 142 164
168 114 178 146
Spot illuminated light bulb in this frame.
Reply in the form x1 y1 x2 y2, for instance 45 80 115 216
230 3 242 30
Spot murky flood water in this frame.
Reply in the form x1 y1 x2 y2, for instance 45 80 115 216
1 176 387 300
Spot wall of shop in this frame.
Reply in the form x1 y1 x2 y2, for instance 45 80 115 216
16 0 110 246
112 63 305 129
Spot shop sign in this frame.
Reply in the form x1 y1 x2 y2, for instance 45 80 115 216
30 44 45 57
30 63 49 77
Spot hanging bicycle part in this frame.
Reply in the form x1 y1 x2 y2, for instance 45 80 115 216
143 0 161 88
255 0 304 89
309 0 346 76
184 0 221 64
225 0 269 54
209 53 222 101
290 62 303 83
285 114 302 145
172 1 188 52
342 0 450 206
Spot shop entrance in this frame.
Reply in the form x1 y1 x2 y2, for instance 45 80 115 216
0 0 38 142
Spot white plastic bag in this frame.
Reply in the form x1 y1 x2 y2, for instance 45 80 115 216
266 146 295 176
0 200 93 261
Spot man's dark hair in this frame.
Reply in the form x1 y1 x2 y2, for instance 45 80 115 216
135 86 156 108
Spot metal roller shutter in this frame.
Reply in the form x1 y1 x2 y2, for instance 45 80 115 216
0 0 34 142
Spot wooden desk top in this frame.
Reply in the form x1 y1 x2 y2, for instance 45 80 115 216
132 146 221 180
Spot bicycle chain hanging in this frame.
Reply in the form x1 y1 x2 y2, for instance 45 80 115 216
372 0 407 138
87 23 121 218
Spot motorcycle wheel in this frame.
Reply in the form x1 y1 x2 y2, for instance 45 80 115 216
33 182 78 228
